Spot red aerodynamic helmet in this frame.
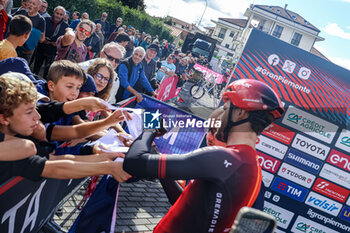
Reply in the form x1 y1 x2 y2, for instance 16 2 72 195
222 79 285 119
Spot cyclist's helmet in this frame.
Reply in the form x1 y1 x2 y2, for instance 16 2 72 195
222 79 284 120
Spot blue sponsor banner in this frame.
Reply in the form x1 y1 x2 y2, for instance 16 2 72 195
271 176 308 202
136 95 207 154
284 148 323 175
339 206 350 223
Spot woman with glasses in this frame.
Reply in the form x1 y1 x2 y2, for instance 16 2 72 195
86 58 114 101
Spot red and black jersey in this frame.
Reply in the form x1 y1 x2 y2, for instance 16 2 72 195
124 131 262 233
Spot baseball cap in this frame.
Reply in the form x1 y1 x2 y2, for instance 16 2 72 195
1 72 50 102
0 57 37 82
80 74 98 93
147 43 159 53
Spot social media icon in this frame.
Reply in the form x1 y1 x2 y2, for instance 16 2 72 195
282 60 296 73
272 195 280 202
268 54 280 66
298 67 311 80
265 191 272 199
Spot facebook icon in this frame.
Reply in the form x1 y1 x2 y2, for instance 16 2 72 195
143 109 161 129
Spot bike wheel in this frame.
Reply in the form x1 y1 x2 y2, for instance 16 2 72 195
190 84 205 99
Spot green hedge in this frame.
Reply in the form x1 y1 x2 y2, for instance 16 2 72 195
13 0 174 42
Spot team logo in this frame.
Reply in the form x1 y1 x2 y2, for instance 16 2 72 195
264 201 294 229
340 136 350 147
339 206 350 223
268 54 280 66
143 110 161 129
285 148 322 175
296 222 310 232
282 60 296 73
271 177 308 202
278 163 315 188
305 191 342 216
312 177 349 203
327 149 350 172
292 216 339 233
287 113 302 124
298 67 311 80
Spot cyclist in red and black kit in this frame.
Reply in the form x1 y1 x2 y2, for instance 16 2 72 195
123 79 285 233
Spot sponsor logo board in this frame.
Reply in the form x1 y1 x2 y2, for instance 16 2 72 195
306 208 350 232
305 191 342 216
291 215 339 233
278 163 316 188
312 178 350 203
262 123 295 145
256 135 288 159
257 151 281 173
327 149 350 173
285 148 323 175
347 196 350 206
271 176 308 202
282 106 338 143
335 129 350 153
339 206 350 223
320 164 350 189
263 201 294 229
262 170 274 187
291 134 330 160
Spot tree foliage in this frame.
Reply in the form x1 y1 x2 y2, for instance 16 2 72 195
118 0 145 11
12 0 174 42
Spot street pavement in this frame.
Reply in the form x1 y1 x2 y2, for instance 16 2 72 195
50 179 171 233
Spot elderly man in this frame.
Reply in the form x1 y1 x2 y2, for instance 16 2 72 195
110 17 122 34
14 0 46 61
116 46 157 103
139 43 158 90
94 12 110 39
55 20 94 63
79 42 124 104
38 0 49 17
33 6 68 78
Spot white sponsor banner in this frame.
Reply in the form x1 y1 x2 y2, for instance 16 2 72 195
320 163 350 189
256 135 288 159
305 191 342 216
291 216 339 233
335 129 350 153
263 201 294 229
278 163 316 188
262 170 274 187
347 196 350 206
282 106 338 144
291 134 330 160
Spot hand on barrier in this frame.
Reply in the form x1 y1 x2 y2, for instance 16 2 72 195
111 162 132 182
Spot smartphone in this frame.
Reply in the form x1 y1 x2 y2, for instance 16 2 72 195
230 207 277 233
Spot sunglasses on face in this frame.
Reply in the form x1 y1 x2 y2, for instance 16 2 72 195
95 73 110 83
79 27 91 37
103 51 121 64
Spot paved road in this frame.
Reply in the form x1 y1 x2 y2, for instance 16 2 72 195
50 179 171 233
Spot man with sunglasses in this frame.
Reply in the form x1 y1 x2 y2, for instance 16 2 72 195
79 42 124 104
55 20 94 63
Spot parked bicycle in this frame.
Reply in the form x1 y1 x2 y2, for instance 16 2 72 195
189 73 220 99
